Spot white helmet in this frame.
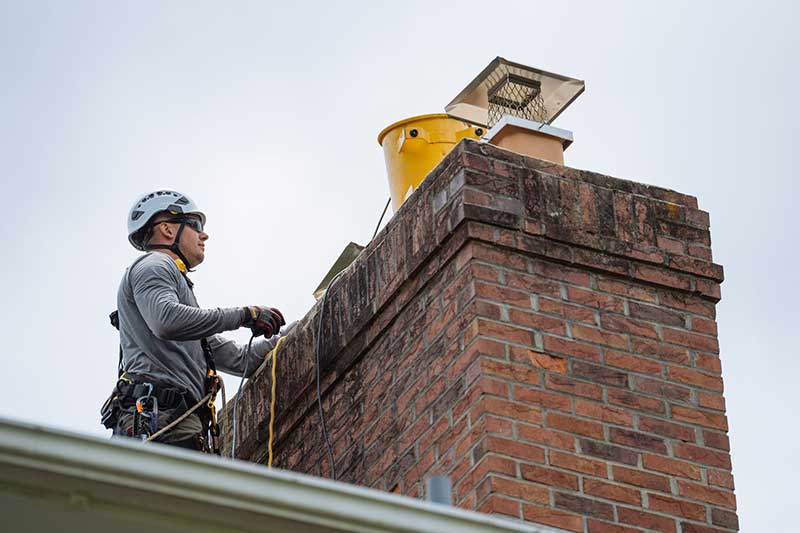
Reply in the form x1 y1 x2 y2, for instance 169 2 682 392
127 190 206 250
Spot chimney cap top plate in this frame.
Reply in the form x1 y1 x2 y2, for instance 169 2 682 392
445 57 585 127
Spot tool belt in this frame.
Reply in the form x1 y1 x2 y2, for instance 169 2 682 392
114 377 195 411
101 376 187 429
101 372 221 454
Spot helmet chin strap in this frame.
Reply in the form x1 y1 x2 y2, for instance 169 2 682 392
145 220 195 271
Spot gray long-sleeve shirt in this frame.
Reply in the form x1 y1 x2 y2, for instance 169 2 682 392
117 252 277 401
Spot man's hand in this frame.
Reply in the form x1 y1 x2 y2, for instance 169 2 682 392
242 306 286 338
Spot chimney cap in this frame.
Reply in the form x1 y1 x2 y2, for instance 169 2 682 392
445 57 585 127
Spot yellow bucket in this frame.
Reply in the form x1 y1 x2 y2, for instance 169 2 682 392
377 114 483 211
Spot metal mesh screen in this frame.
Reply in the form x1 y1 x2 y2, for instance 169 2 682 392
486 69 547 128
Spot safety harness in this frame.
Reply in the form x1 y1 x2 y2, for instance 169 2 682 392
101 255 223 454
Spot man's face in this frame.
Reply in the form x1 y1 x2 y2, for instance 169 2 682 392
177 214 208 267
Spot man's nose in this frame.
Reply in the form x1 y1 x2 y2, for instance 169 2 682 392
200 231 209 241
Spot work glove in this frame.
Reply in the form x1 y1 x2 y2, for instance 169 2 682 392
242 306 285 338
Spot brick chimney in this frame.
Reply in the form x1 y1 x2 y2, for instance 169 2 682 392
221 140 736 533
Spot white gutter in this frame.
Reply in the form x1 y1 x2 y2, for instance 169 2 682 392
0 418 566 533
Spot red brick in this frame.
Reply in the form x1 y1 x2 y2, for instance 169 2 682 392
674 443 732 469
396 374 425 416
452 377 498 423
547 412 604 439
597 277 658 303
471 262 502 282
692 316 718 335
546 373 604 400
678 480 736 509
656 235 685 255
524 219 544 235
472 242 528 270
509 308 567 334
515 386 572 411
601 314 659 339
477 493 520 518
696 280 721 301
417 415 451 454
633 264 691 291
572 324 630 350
687 244 712 261
414 378 446 414
534 260 592 286
605 350 662 375
482 436 546 464
608 389 667 416
575 399 634 426
584 479 642 505
516 348 568 373
517 424 576 450
456 455 517 498
663 328 719 354
639 416 696 442
647 493 706 521
550 450 608 477
480 475 550 505
630 337 690 364
474 281 532 307
680 523 730 533
671 405 729 431
403 448 436 488
697 391 726 411
617 507 677 532
667 365 723 391
539 297 597 323
398 415 432 454
479 415 514 438
612 466 671 492
659 291 715 318
506 271 562 297
475 319 534 346
711 507 739 529
633 377 691 402
465 376 509 402
448 338 506 380
568 286 626 313
478 358 540 386
696 354 722 373
703 431 730 451
580 439 640 466
523 504 583 532
642 453 702 481
555 492 614 521
707 469 735 490
358 411 391 454
471 397 542 425
609 427 667 454
521 463 580 490
587 519 643 533
628 302 685 327
572 361 629 387
544 335 602 361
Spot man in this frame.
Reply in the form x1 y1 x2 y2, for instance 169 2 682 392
101 190 286 453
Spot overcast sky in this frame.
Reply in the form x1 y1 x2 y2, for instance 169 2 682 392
0 1 796 530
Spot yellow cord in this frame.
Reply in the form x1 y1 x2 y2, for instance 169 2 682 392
267 336 286 468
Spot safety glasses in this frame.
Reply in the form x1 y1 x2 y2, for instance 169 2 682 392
163 217 204 233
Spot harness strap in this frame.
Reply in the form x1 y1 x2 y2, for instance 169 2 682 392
145 219 194 271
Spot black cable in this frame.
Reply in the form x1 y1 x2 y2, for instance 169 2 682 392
316 271 344 480
371 197 392 243
231 333 255 459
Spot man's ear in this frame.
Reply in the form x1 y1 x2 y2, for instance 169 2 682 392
153 221 174 240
